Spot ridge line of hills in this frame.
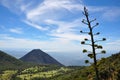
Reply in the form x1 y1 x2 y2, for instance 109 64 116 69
0 49 120 70
0 49 63 71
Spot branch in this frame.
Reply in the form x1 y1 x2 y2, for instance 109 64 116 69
84 38 91 41
94 38 106 43
90 18 96 23
84 7 89 16
96 50 106 54
93 32 100 36
82 19 88 25
80 30 89 34
84 43 92 46
95 45 103 49
92 23 99 29
94 40 104 43
82 11 85 16
82 21 88 25
81 41 92 46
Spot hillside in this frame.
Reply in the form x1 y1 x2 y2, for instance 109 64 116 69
56 52 120 80
20 49 63 66
97 52 120 79
0 50 37 71
0 50 23 70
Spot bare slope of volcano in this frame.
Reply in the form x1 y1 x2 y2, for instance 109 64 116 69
20 49 62 66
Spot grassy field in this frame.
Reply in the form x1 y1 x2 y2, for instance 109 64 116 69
18 66 72 80
0 70 17 80
0 65 77 80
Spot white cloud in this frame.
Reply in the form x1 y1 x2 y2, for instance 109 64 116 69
87 6 107 12
50 33 89 41
102 7 120 21
1 0 120 22
44 19 90 41
0 34 119 54
107 40 120 45
23 20 49 31
26 0 84 21
0 0 24 14
87 6 120 21
0 0 88 52
0 0 120 53
45 19 84 33
20 1 34 12
0 35 83 52
0 34 10 39
2 0 119 33
102 39 120 52
9 28 23 34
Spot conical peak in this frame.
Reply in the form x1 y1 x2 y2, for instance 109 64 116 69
32 49 42 51
20 49 63 66
30 49 43 52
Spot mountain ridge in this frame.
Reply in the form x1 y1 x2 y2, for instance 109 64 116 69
20 49 63 66
0 50 24 70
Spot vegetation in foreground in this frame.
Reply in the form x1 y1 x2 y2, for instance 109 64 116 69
0 52 120 80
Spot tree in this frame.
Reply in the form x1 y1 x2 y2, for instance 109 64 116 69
80 7 106 80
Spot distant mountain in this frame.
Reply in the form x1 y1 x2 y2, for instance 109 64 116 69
0 50 23 70
20 49 63 66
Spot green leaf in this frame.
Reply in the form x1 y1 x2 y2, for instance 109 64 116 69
81 41 85 44
83 49 87 53
88 54 94 58
97 45 103 49
96 23 99 25
80 30 83 33
94 44 98 47
102 38 106 41
101 50 106 54
84 38 88 41
85 60 89 64
96 32 100 35
88 32 91 35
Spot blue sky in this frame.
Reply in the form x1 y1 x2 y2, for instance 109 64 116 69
0 0 120 55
